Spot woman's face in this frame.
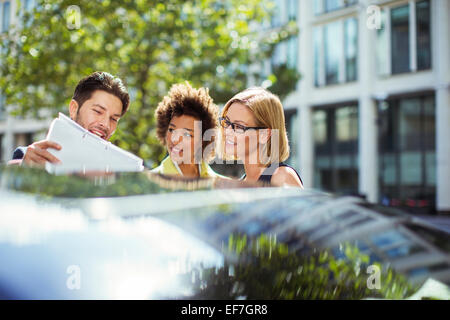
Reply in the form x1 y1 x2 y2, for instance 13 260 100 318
166 114 201 164
223 102 261 163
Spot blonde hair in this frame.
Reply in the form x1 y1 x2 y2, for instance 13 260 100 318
219 87 290 164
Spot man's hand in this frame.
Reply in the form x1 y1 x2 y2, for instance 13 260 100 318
22 140 62 168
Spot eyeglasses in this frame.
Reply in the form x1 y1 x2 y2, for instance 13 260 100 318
219 117 266 134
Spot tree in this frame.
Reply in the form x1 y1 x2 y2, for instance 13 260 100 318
0 0 299 165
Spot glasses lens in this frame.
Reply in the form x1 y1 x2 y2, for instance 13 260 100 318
234 126 245 134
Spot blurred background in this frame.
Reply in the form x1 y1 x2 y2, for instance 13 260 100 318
0 0 449 216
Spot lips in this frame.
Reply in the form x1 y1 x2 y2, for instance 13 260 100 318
89 128 108 140
169 144 183 155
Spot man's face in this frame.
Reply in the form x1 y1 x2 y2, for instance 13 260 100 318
69 90 123 140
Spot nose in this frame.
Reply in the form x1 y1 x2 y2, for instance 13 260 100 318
224 126 236 138
98 114 110 130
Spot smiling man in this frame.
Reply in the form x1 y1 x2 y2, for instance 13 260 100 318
10 71 130 167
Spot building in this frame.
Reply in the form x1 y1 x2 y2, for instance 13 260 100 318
0 0 48 163
271 0 449 214
1 0 449 215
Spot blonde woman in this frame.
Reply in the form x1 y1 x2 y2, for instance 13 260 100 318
219 87 303 187
152 82 223 178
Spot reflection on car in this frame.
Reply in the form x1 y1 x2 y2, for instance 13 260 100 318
0 165 449 299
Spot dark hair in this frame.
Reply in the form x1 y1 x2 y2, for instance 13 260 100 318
72 71 130 116
155 82 219 161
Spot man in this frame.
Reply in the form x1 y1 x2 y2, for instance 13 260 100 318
10 71 130 167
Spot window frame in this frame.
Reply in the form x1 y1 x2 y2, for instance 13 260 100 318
377 0 432 76
314 16 359 87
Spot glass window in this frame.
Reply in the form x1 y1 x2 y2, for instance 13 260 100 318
313 27 323 87
376 9 389 76
284 109 298 168
382 154 397 186
399 98 421 151
287 36 298 69
270 0 298 70
325 0 343 12
416 0 431 70
313 110 327 144
313 105 359 194
287 0 297 21
391 5 410 74
315 18 358 86
378 94 436 214
314 0 324 15
400 152 422 185
271 42 285 67
25 0 34 11
344 18 358 82
0 134 3 161
0 93 5 120
336 106 358 142
423 95 435 150
286 0 298 69
315 0 357 15
2 1 11 32
271 0 282 27
325 21 343 85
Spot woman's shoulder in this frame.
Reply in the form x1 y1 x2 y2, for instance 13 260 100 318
271 165 303 187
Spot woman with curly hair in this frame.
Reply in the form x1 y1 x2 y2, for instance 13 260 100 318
152 82 224 178
219 87 303 187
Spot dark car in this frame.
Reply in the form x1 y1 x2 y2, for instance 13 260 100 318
0 165 449 300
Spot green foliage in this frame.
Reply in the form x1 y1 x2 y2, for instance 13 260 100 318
189 234 417 299
0 164 214 197
0 0 300 164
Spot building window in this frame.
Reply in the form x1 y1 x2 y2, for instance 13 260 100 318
271 0 282 28
344 17 358 82
376 9 389 76
24 0 35 12
377 0 432 76
286 0 298 69
14 133 34 148
378 93 435 214
313 104 359 194
391 4 410 74
314 0 357 15
314 27 324 87
0 134 3 162
1 1 11 32
284 109 298 168
416 0 431 70
271 0 299 71
324 21 343 85
0 92 5 120
314 17 358 86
